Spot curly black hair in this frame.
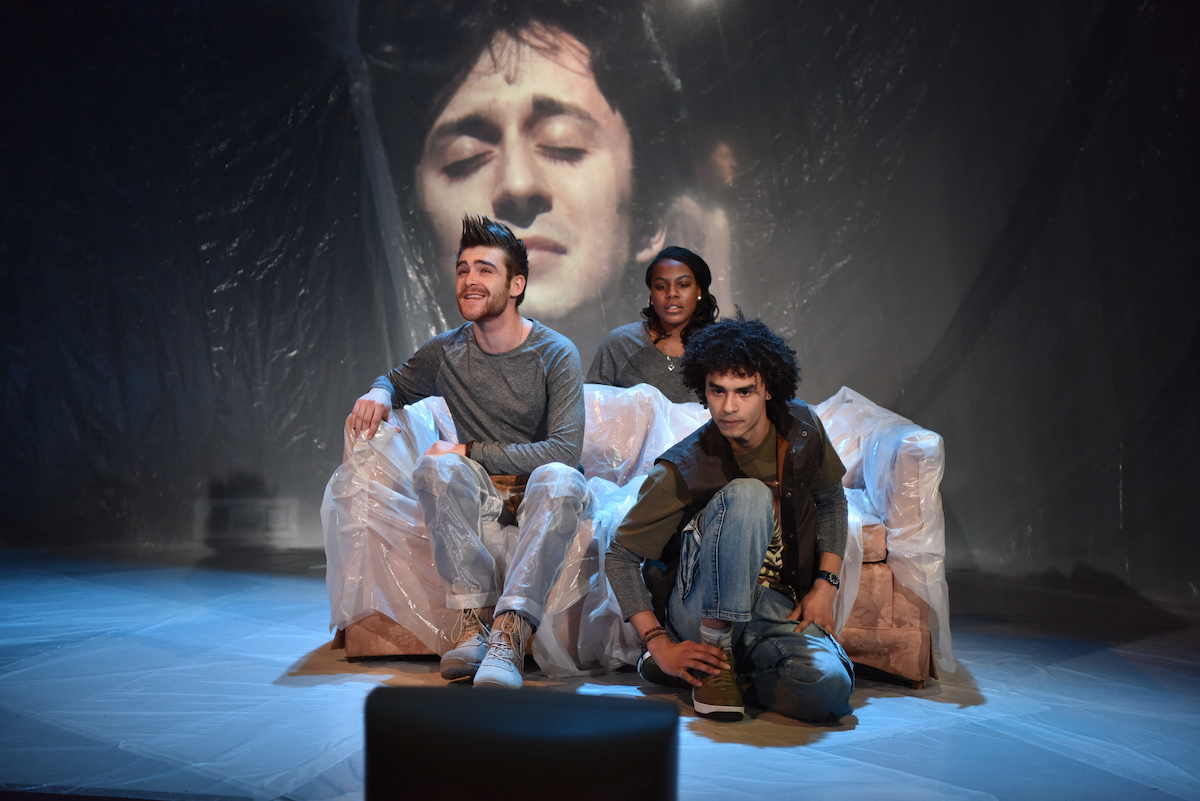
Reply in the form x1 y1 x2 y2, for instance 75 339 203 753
679 312 800 426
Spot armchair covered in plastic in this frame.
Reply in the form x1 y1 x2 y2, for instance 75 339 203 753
323 383 952 684
815 386 954 685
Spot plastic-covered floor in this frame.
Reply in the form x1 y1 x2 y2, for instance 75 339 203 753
2 550 1198 801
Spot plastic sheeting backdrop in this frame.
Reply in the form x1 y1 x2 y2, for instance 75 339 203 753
2 1 1198 604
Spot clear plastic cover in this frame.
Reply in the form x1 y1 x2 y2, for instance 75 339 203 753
816 387 954 670
835 492 866 637
322 384 710 677
322 397 460 652
324 383 951 675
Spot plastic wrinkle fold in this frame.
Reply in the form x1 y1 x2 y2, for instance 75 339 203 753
815 386 955 670
322 398 460 651
836 494 866 638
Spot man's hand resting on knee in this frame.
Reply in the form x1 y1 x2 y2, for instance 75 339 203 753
350 388 392 440
789 580 838 638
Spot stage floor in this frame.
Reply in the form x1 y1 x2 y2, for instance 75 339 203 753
2 549 1198 801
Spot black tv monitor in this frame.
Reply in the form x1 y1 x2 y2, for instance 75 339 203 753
365 686 679 801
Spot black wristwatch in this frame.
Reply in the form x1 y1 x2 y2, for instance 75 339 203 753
816 570 840 589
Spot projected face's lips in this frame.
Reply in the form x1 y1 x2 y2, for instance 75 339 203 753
521 236 569 283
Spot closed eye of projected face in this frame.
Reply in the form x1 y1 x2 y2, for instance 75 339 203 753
416 25 635 321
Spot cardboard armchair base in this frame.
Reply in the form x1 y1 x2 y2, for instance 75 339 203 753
337 611 534 661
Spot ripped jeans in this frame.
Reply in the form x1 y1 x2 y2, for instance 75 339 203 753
413 453 590 629
668 478 854 723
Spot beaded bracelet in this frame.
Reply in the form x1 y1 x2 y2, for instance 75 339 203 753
639 626 667 649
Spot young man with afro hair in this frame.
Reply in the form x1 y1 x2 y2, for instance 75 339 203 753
605 315 854 722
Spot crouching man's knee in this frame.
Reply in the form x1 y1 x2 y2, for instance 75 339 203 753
747 651 854 724
720 477 774 514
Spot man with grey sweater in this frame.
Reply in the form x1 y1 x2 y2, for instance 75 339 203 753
349 215 586 689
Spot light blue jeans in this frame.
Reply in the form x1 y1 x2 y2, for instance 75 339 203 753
413 453 589 629
667 478 854 723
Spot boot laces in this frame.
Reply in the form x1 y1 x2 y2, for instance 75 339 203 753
708 649 737 689
453 607 490 647
488 612 529 664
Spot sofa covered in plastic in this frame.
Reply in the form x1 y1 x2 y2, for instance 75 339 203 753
322 384 953 685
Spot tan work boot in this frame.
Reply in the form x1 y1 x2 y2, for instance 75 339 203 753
474 611 532 689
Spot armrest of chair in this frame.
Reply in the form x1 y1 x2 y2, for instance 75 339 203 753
340 396 453 465
580 383 710 486
815 387 944 554
859 422 945 554
860 421 953 670
324 395 458 650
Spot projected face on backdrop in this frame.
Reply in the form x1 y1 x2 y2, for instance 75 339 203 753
416 26 636 321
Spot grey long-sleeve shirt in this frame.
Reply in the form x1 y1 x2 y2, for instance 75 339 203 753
586 322 695 403
372 320 584 475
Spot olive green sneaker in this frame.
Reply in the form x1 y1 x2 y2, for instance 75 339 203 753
691 647 743 721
